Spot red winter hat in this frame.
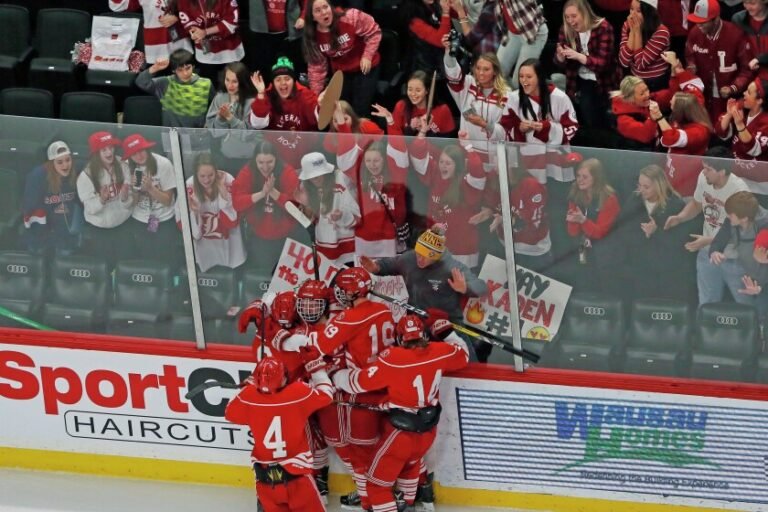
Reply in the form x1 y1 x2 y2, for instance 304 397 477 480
121 134 156 160
688 0 719 23
88 131 121 154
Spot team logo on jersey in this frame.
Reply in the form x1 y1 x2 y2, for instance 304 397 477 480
428 279 441 291
532 193 542 203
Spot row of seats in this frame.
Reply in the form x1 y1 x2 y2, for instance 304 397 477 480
0 88 162 126
0 251 271 346
0 6 145 100
541 293 768 384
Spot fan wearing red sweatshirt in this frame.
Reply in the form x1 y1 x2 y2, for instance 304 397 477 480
303 0 381 122
336 105 409 258
390 71 456 137
232 141 303 269
409 126 487 269
249 58 320 169
716 78 768 189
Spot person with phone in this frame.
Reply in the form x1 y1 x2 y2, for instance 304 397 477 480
442 34 509 171
122 134 179 266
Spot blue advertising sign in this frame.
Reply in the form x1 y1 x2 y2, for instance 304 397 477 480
457 388 768 505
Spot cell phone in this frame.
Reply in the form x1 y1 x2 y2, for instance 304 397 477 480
133 168 143 190
462 107 478 120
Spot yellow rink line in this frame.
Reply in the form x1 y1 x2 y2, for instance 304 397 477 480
0 447 739 512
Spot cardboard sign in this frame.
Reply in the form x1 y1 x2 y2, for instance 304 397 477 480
463 254 572 341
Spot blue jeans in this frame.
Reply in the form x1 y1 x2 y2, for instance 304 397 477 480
496 24 548 87
696 249 754 306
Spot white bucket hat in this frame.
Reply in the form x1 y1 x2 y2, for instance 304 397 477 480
299 152 335 181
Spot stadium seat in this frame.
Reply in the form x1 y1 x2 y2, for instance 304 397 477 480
0 168 21 249
0 87 54 118
40 254 110 332
757 352 768 385
60 91 117 123
0 88 57 175
620 298 692 377
690 302 760 382
106 260 172 338
0 251 45 328
0 5 33 88
85 11 144 109
122 96 163 127
546 293 625 371
28 9 91 99
175 266 241 343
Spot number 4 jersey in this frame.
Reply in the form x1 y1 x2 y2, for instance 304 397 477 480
224 379 333 475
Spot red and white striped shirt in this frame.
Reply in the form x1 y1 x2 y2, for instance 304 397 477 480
618 21 671 81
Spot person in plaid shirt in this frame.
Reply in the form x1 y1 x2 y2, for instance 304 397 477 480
494 0 548 88
555 0 622 129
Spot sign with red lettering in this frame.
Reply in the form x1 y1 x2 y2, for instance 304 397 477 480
463 255 571 341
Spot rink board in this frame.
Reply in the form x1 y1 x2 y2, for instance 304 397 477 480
1 330 767 512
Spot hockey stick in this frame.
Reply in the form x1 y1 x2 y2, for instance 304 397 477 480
284 202 320 280
0 305 55 331
368 290 540 363
184 380 243 400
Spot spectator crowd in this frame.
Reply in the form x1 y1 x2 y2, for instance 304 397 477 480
14 0 768 335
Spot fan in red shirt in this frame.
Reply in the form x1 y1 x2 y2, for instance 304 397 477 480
332 314 469 512
336 105 409 258
389 71 456 138
224 354 332 512
231 141 304 269
716 78 768 187
249 58 320 169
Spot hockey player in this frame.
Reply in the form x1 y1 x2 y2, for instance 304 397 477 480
283 267 396 511
224 354 333 512
332 314 470 512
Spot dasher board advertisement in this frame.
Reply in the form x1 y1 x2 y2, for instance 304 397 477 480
435 378 768 512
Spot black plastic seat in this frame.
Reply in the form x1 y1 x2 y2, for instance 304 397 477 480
106 260 172 338
547 293 625 371
41 254 111 332
0 5 33 87
621 298 692 377
690 302 760 382
0 88 57 173
85 11 144 108
60 92 117 123
0 250 45 328
0 168 21 248
28 9 91 98
375 29 404 106
123 95 163 127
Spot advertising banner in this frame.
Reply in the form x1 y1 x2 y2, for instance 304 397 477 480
462 254 572 341
434 378 768 511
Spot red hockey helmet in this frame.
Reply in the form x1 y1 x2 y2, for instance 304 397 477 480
271 291 298 327
296 279 328 323
333 267 372 307
254 357 286 393
396 314 426 346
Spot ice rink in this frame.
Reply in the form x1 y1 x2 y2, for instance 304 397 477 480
0 468 526 512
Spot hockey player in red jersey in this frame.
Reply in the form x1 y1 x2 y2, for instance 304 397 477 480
224 354 333 512
282 267 396 511
332 314 470 512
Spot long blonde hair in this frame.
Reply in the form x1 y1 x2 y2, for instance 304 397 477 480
562 0 605 48
568 158 615 209
635 164 680 211
669 92 713 131
474 53 509 106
